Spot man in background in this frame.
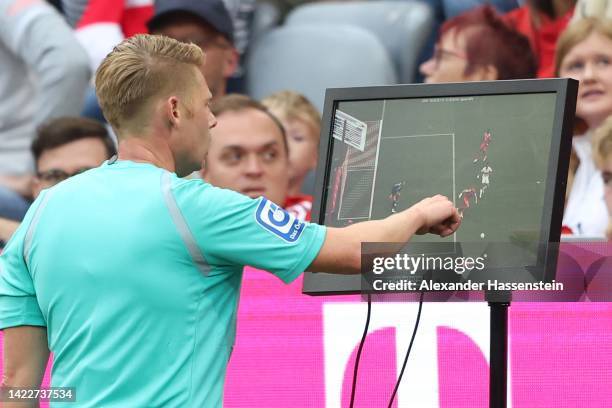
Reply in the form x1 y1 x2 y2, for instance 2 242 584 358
202 93 314 219
147 0 239 100
202 94 291 209
0 117 116 246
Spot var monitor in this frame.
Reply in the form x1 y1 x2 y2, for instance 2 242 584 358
303 79 578 295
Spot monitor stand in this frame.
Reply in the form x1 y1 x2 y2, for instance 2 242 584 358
486 290 512 408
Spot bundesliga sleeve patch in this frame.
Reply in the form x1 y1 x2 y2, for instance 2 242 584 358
255 198 305 243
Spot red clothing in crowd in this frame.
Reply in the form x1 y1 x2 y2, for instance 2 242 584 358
68 0 153 69
285 195 313 222
504 6 573 78
73 0 153 38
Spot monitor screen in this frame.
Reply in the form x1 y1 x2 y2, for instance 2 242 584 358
304 79 577 295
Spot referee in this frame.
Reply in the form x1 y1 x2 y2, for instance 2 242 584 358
0 35 460 407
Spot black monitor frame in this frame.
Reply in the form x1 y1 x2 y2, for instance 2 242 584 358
303 79 578 296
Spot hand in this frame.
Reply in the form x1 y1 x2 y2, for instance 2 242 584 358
410 195 461 237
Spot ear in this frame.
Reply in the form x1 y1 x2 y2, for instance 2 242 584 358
222 47 240 78
165 96 181 128
471 64 498 81
482 64 498 80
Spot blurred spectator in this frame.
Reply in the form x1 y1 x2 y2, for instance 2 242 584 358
556 17 610 236
201 94 289 207
420 5 537 83
147 0 239 100
0 0 90 204
262 91 320 199
0 116 115 245
504 0 576 77
416 0 520 82
593 114 612 239
63 0 154 71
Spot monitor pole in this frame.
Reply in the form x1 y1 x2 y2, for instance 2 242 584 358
487 290 511 408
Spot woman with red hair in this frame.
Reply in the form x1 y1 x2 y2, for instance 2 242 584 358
420 5 537 83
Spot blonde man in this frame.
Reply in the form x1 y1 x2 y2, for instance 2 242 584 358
0 34 460 407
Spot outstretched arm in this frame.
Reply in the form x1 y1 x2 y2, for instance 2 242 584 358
308 195 460 274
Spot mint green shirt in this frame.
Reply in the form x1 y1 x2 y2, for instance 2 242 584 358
0 160 326 407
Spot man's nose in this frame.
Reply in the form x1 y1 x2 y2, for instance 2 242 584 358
582 61 598 82
244 155 264 176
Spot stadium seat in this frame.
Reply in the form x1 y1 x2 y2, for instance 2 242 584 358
246 25 397 111
251 1 282 42
285 1 435 84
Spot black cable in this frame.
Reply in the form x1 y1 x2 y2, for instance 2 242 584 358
388 290 425 408
349 293 372 408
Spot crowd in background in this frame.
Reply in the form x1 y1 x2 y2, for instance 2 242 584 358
1 0 612 245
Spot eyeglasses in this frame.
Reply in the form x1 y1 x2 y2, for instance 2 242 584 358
431 46 468 68
36 167 93 185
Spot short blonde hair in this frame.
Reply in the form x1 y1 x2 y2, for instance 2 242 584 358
95 34 204 132
261 90 321 137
